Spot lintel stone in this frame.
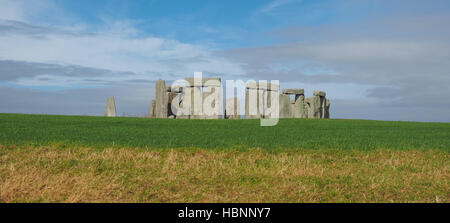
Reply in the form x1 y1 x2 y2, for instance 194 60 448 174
282 88 304 95
313 90 326 97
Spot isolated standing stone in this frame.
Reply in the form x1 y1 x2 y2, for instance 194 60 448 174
155 79 168 118
105 97 117 117
324 99 331 119
148 99 156 118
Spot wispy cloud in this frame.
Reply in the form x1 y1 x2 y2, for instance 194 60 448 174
259 0 302 14
0 19 245 88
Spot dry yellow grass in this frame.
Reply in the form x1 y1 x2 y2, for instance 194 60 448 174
0 145 448 203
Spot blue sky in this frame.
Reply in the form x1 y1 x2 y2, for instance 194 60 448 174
1 0 450 121
33 0 389 47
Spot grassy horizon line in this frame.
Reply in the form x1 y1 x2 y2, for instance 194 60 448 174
1 113 449 151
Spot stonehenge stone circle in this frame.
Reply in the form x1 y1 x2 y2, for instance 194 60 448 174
147 78 331 120
105 97 117 117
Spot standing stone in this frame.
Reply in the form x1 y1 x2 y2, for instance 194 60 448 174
245 88 262 119
167 92 179 118
105 97 117 117
155 79 168 118
190 86 203 119
281 88 305 119
263 90 280 119
304 98 311 118
245 81 275 119
293 94 306 118
308 96 322 118
148 99 156 118
324 99 331 119
203 86 222 119
225 97 240 119
314 90 326 97
279 94 291 118
306 91 326 119
177 89 190 119
290 103 295 118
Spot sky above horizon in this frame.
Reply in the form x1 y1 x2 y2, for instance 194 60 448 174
1 0 450 122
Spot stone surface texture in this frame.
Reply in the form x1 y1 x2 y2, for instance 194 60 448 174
225 97 240 119
105 97 117 117
148 78 331 120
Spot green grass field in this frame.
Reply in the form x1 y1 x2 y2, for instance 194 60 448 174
1 113 449 202
1 113 450 150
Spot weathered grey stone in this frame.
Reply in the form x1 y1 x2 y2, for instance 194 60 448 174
186 86 203 119
313 90 326 97
290 103 295 118
167 92 179 118
324 99 331 119
148 99 156 118
262 91 280 119
166 86 183 93
177 87 191 119
305 95 324 119
279 94 291 118
282 88 304 95
105 97 117 117
155 79 168 118
185 77 221 87
293 94 306 118
225 97 240 119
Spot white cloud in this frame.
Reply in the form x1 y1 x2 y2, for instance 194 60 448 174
259 0 302 14
0 19 245 87
0 0 26 21
0 0 57 22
